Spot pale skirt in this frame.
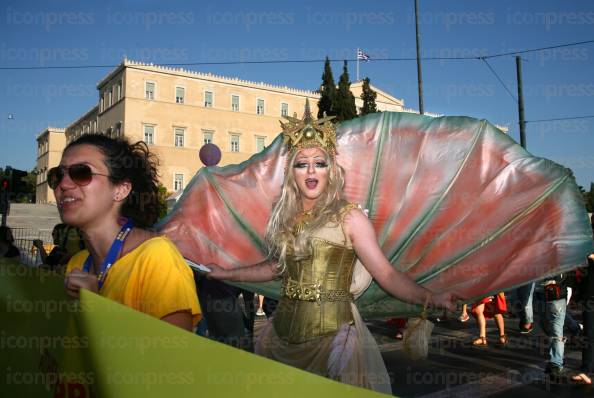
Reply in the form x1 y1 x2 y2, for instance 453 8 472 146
255 303 392 395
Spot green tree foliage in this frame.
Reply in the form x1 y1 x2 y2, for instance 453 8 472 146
360 77 378 115
20 168 38 203
317 57 337 119
334 60 357 122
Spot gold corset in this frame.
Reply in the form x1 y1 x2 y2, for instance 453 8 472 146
273 237 357 344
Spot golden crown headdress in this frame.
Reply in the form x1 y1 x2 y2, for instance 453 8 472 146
280 99 337 155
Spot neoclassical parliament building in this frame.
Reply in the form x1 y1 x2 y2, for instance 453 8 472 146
35 59 419 204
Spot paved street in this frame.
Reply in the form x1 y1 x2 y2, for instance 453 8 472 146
367 313 592 397
5 203 60 231
249 305 592 397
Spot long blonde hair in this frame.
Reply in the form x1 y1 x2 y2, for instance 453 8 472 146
264 148 348 274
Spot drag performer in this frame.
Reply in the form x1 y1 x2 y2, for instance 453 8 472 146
56 134 201 331
208 103 457 393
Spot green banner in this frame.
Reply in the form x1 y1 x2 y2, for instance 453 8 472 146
0 260 388 397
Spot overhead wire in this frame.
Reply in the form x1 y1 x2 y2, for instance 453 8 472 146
0 39 592 70
479 57 517 103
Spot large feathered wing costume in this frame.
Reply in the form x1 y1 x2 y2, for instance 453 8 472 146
158 112 593 317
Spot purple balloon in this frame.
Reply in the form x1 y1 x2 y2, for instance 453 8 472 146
199 143 222 166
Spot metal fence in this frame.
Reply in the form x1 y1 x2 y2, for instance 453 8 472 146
11 227 54 267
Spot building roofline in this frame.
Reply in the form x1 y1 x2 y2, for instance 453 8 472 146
65 105 99 131
351 80 404 106
97 59 319 97
97 62 126 89
36 127 66 140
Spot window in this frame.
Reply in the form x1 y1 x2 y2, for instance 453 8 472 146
257 99 265 115
204 91 213 107
281 102 289 117
116 81 122 101
203 130 213 145
174 127 185 147
174 173 184 191
230 134 240 152
256 136 266 152
108 90 112 108
144 124 155 145
145 82 155 100
100 97 104 112
175 86 185 104
231 95 239 111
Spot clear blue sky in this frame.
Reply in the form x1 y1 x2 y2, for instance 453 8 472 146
1 0 593 188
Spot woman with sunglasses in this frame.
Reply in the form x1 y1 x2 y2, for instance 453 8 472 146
52 134 200 331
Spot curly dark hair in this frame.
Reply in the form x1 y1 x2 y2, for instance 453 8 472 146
65 134 161 228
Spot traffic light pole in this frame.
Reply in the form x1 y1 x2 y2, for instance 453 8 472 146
1 168 12 227
1 191 8 227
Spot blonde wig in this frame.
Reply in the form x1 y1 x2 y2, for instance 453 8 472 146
264 148 348 274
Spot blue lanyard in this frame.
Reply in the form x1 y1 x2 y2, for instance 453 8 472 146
83 219 134 290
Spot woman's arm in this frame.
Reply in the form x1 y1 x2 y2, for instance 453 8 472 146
207 260 278 282
32 240 49 262
161 311 194 331
345 209 456 310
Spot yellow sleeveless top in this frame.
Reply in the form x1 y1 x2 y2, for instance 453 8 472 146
273 203 358 343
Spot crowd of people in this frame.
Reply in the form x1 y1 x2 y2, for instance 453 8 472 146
458 273 593 384
5 105 593 392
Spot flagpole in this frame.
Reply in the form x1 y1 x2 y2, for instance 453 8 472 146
356 48 360 81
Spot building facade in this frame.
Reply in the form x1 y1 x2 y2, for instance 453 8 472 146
36 59 407 203
35 127 66 204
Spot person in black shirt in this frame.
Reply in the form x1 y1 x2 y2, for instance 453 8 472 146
0 226 20 260
33 223 84 270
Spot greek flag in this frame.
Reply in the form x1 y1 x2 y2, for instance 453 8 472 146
357 48 370 61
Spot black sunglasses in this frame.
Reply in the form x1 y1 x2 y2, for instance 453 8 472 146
48 164 109 189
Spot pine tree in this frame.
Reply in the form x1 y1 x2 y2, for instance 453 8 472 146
360 77 378 115
317 57 337 118
22 168 38 203
334 60 357 122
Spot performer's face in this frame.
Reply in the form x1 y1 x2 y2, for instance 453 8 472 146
292 147 329 210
